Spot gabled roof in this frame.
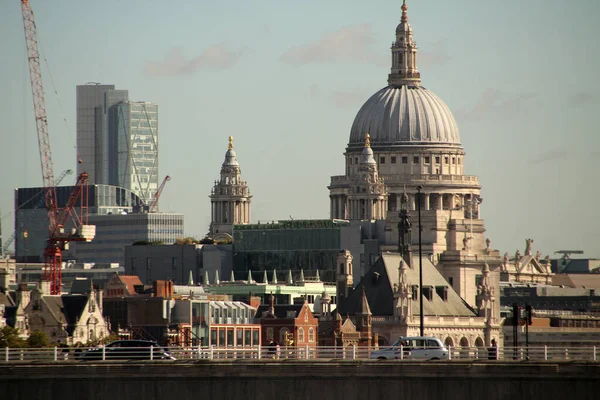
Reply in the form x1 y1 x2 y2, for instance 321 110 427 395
511 255 550 275
41 296 67 325
61 295 89 330
341 317 356 333
118 275 143 294
255 304 303 319
338 253 476 317
0 292 14 307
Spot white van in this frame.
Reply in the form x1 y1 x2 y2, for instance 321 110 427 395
370 336 449 360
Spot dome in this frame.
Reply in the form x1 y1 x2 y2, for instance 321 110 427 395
222 136 239 166
222 149 239 166
349 85 460 147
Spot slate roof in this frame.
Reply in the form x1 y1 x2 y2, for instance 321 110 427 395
255 304 303 319
0 292 14 307
338 253 476 317
40 294 90 335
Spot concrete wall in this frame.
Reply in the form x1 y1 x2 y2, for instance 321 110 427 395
1 361 598 400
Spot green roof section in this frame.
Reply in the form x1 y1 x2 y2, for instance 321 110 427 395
233 219 350 230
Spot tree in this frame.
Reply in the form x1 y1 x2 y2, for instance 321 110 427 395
100 332 120 345
27 330 50 348
0 326 27 348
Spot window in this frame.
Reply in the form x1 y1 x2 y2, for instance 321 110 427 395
227 329 234 347
308 328 315 342
444 157 449 164
424 156 430 164
245 329 252 346
304 312 309 322
413 156 419 164
458 158 461 165
380 157 386 164
402 156 408 164
435 156 440 164
452 158 455 164
355 157 358 164
298 328 305 342
475 274 483 287
280 328 289 344
391 156 397 164
253 330 259 346
448 277 454 287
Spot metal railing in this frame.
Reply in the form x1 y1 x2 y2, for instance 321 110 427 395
1 345 597 363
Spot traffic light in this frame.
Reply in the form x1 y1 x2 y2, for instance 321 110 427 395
525 304 533 325
512 303 520 325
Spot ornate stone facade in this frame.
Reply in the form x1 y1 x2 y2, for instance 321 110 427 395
209 137 252 240
328 1 483 259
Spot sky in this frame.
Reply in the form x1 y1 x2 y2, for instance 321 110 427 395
0 0 598 259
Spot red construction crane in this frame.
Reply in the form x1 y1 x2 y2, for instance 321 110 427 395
148 175 171 213
21 0 95 294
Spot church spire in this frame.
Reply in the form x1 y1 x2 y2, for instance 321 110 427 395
388 0 421 87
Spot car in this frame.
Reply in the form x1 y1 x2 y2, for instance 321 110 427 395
370 336 449 360
77 340 176 361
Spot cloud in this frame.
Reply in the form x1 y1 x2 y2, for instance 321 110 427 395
280 24 382 65
309 84 320 99
145 45 243 76
568 92 596 108
330 89 373 108
529 148 568 165
419 40 451 67
455 89 536 122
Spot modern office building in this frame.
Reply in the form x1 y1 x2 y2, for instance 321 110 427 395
14 184 144 263
124 243 232 285
109 101 159 205
71 212 184 265
76 84 128 185
232 219 380 283
76 84 159 205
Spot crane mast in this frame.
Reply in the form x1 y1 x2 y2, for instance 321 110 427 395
21 0 58 232
21 0 95 294
148 175 171 213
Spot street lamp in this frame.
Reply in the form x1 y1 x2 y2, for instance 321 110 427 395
416 185 424 337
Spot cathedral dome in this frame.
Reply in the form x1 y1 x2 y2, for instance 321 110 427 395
348 85 460 148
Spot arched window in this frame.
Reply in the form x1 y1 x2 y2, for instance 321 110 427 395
298 328 305 342
280 328 289 344
308 328 315 343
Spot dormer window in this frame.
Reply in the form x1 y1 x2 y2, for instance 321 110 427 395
435 286 448 301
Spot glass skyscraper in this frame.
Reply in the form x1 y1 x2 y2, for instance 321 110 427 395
76 84 159 206
110 102 159 205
